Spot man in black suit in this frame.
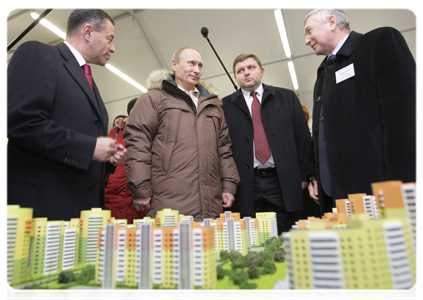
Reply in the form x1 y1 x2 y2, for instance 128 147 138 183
221 53 311 234
304 9 416 214
8 9 126 220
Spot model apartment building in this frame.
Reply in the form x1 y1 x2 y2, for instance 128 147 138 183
283 180 416 289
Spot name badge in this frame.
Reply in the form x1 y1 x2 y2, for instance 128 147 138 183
335 63 355 84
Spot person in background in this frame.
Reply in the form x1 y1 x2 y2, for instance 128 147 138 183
221 52 311 234
105 98 144 224
304 9 415 214
8 9 126 220
124 47 240 221
299 104 320 219
301 104 313 136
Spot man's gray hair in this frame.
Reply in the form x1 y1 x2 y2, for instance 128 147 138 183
304 9 350 32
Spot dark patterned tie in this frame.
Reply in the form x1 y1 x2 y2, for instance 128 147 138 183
251 92 271 164
82 64 93 90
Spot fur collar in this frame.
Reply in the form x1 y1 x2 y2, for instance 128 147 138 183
146 69 220 98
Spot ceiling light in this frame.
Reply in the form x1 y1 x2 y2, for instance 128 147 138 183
274 9 291 59
30 12 66 40
106 64 147 93
287 61 299 90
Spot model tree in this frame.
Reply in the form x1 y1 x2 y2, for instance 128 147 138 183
244 251 263 268
231 255 246 270
228 250 242 263
57 270 75 284
217 264 226 279
261 260 277 275
231 268 249 285
273 249 285 262
219 250 229 262
247 265 261 279
76 265 95 285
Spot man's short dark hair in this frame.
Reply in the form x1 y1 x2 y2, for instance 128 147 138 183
66 9 114 38
127 97 138 115
232 52 262 76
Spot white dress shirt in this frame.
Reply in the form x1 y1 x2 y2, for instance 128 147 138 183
178 85 200 108
64 41 87 67
241 84 275 169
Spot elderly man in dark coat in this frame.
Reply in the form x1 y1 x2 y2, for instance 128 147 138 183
304 9 416 214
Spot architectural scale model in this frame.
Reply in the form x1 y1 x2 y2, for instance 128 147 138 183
7 206 277 289
7 180 415 289
283 180 416 289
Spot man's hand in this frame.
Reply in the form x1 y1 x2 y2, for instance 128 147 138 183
222 193 235 208
133 197 151 212
109 143 127 166
92 137 116 162
308 176 319 205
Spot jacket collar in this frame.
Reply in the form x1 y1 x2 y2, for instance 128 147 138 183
336 31 362 58
230 83 276 116
318 31 363 71
162 74 220 104
230 83 275 103
55 42 105 122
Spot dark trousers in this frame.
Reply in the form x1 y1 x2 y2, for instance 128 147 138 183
299 188 321 219
253 170 300 235
319 187 335 216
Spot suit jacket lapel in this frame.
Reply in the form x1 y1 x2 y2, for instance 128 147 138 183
92 79 109 131
55 42 104 121
261 83 275 105
231 89 251 117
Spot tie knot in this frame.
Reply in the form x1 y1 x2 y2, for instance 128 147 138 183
82 64 92 76
327 54 337 65
251 92 258 97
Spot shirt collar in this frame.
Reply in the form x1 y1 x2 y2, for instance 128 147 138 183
178 85 200 97
64 41 87 67
332 34 349 56
241 83 264 100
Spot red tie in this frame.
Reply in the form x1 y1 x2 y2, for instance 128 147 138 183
82 64 93 90
251 92 271 164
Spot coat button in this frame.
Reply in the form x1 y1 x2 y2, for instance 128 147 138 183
246 164 250 169
94 119 101 126
320 117 324 122
245 137 249 142
317 96 321 103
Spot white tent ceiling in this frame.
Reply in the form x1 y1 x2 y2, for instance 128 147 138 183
6 8 416 129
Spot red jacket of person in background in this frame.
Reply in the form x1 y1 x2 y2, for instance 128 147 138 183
105 117 144 224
